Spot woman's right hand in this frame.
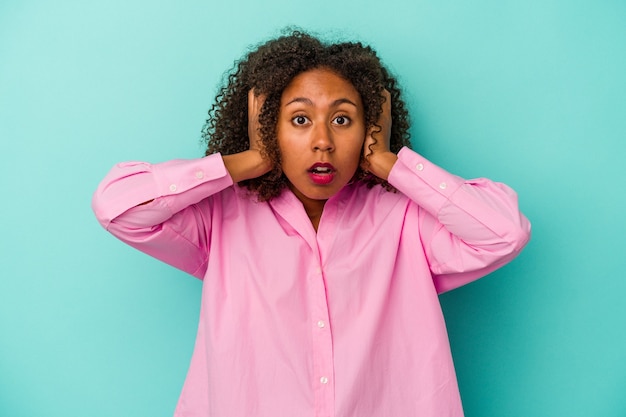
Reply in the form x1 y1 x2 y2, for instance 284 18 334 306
222 89 272 182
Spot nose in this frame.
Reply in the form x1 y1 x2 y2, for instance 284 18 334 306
312 124 335 152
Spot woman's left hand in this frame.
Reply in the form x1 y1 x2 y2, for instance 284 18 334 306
361 89 398 180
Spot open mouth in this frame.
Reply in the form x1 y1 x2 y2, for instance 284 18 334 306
308 163 336 184
308 162 335 174
309 166 333 174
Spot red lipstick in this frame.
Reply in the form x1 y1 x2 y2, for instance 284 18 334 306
308 163 335 185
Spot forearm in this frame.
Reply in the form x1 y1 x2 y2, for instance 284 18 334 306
92 153 233 229
222 149 272 183
389 147 530 253
364 150 398 181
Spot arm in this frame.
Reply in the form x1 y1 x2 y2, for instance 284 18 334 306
92 90 272 278
389 148 531 292
365 91 530 292
91 155 234 278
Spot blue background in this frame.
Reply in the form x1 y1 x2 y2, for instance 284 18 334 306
1 0 625 416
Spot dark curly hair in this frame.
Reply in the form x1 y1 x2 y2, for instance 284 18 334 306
202 30 411 201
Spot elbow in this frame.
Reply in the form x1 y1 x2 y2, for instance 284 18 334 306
91 189 112 230
505 215 532 255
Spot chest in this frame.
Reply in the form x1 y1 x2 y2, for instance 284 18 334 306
209 191 427 295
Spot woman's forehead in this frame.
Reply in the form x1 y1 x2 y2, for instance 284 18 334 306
281 68 362 108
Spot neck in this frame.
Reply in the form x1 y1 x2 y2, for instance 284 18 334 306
288 184 326 232
306 208 323 232
302 199 325 232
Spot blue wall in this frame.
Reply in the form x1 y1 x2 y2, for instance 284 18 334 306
1 1 625 416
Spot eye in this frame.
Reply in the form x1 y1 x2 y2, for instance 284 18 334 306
333 115 351 126
292 115 310 126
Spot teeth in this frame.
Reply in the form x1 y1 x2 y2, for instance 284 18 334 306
313 167 331 173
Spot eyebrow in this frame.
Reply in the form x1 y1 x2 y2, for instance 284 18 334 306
284 97 358 108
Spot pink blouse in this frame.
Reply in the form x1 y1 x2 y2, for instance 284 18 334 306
92 147 530 417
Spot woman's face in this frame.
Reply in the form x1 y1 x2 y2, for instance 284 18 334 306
276 68 366 211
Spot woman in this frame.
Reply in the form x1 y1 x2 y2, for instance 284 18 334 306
92 30 530 417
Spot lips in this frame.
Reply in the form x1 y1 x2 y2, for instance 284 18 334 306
308 162 336 185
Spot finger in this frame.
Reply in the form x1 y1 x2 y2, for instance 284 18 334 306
383 89 391 113
248 89 255 115
379 89 392 149
248 89 255 140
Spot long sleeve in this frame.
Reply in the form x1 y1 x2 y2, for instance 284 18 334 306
91 153 234 278
388 147 531 293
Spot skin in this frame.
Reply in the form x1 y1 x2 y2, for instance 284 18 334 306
223 67 398 231
276 68 366 227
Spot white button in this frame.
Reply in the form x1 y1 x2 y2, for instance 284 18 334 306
320 376 329 384
416 163 424 171
169 184 177 192
439 182 447 190
195 171 204 179
317 320 325 328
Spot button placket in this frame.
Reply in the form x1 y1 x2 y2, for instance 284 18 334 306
310 263 335 415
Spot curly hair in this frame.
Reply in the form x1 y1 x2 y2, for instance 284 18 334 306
202 30 411 201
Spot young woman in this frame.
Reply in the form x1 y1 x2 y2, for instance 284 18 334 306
92 30 530 417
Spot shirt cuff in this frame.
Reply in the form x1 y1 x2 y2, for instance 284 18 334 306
387 147 465 215
152 153 232 195
151 153 234 215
